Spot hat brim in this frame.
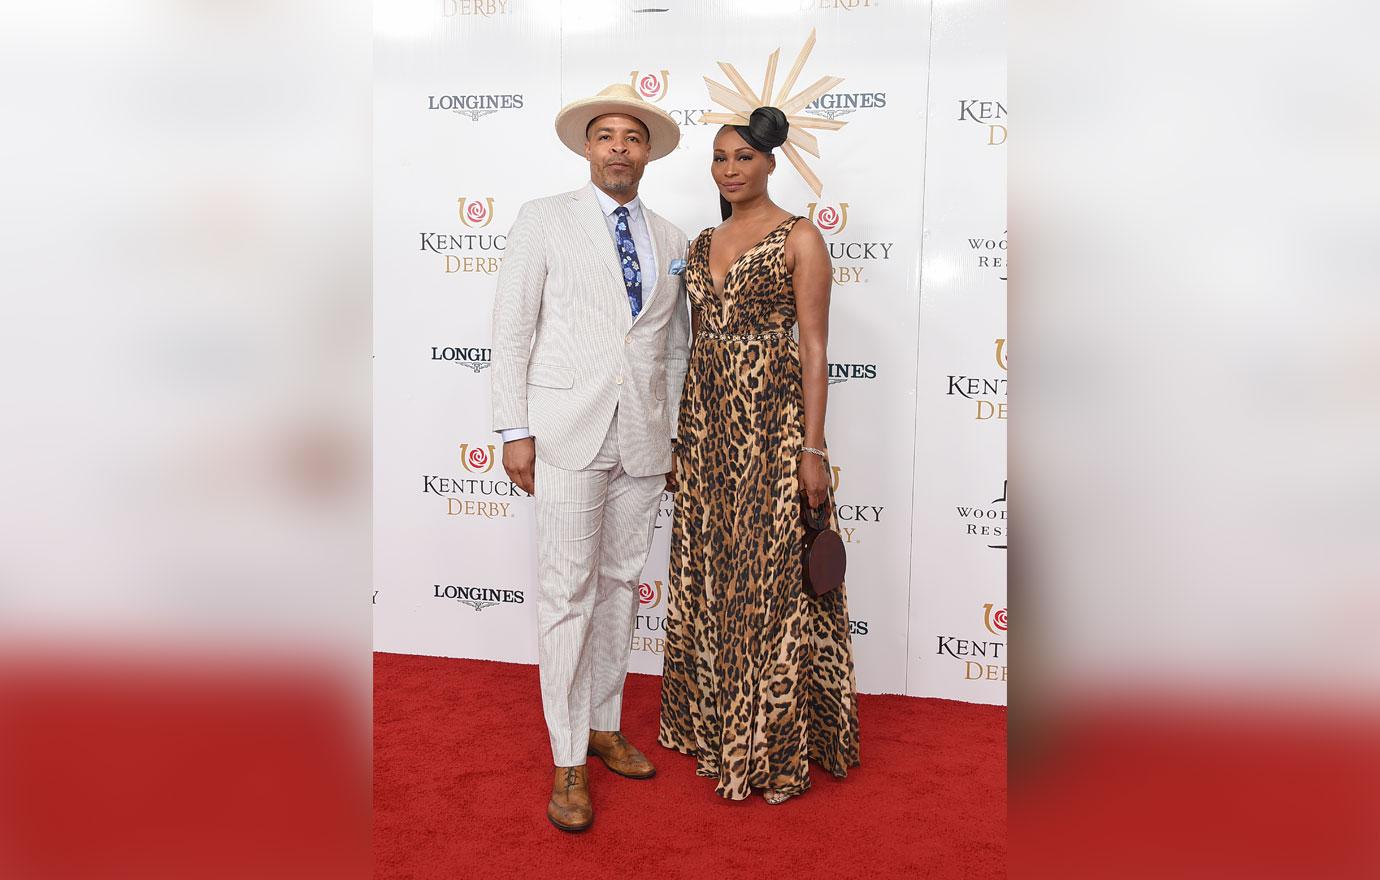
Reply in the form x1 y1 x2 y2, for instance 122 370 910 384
554 97 681 162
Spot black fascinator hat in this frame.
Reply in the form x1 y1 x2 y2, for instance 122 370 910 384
736 106 790 152
720 107 790 219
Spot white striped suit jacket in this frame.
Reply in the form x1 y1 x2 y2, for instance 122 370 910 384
490 185 691 477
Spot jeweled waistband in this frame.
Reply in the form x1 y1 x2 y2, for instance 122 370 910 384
697 329 791 341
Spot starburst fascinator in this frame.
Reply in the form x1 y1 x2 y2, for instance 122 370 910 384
701 28 846 197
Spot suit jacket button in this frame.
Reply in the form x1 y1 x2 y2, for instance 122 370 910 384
616 376 623 385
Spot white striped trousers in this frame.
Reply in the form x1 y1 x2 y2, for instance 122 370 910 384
533 413 664 766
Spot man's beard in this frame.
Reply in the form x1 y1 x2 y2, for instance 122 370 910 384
596 161 638 193
599 169 634 192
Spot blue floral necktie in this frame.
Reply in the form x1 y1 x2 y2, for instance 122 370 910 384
613 206 643 318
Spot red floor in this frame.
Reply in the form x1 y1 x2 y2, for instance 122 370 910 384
374 652 1006 878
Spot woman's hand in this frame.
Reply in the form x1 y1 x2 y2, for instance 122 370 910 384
799 451 830 510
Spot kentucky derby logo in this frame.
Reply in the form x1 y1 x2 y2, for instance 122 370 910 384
459 443 496 474
803 0 877 11
983 603 1008 635
702 28 848 197
441 0 511 17
994 338 1007 372
629 70 670 103
458 197 495 228
638 580 664 610
806 202 849 235
958 98 1007 146
819 465 882 545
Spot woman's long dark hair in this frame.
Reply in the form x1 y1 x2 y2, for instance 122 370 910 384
719 107 790 219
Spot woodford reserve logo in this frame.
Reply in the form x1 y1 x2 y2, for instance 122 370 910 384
968 229 1007 282
421 441 531 519
806 201 893 286
653 490 674 529
419 196 506 276
947 337 1007 422
956 479 1007 550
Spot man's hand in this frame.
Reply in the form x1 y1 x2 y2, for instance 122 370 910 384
503 437 536 495
664 451 678 492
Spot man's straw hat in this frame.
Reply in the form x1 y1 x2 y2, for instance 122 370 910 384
554 83 681 161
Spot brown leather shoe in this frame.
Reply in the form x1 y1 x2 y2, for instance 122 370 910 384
547 765 593 833
587 730 656 779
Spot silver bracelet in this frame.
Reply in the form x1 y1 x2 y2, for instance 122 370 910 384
802 446 827 459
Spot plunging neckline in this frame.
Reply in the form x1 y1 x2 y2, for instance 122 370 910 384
707 216 797 300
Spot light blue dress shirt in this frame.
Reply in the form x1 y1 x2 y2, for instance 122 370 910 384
499 183 657 443
589 182 657 283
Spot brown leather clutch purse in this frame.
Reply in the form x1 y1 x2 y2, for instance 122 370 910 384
801 499 846 597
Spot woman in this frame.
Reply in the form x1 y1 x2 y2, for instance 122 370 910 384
658 106 860 804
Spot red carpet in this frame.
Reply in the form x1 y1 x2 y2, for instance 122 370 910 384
375 652 1005 878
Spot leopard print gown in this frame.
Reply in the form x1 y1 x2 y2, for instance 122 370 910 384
657 217 861 800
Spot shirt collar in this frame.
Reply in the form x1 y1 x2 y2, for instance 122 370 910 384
588 181 642 222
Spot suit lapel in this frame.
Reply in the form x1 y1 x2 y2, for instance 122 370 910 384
569 187 628 308
634 209 669 324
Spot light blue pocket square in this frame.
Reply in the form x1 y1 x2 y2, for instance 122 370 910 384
669 259 686 276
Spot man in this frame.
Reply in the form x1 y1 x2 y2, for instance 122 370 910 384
489 83 690 833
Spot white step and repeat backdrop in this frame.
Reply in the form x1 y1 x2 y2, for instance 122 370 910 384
374 0 1006 705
